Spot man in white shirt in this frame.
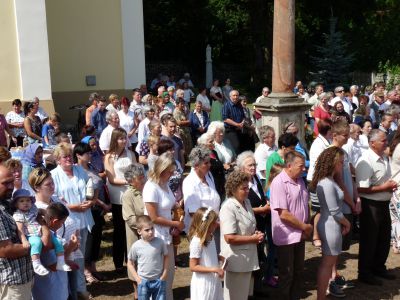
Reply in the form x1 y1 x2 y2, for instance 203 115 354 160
350 85 360 108
178 73 194 88
255 87 270 103
130 89 143 121
254 125 277 184
99 110 120 153
33 97 48 122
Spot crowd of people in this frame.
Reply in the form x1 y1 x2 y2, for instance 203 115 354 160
1 71 400 300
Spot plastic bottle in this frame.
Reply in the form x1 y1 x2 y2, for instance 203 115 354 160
86 178 94 200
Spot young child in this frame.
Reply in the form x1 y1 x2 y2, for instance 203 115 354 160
42 113 61 147
127 215 168 300
147 135 159 170
188 207 223 300
12 189 71 276
264 163 284 287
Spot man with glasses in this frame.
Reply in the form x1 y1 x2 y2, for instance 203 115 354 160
0 165 33 299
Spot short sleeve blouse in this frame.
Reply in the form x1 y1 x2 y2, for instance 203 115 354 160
143 180 176 244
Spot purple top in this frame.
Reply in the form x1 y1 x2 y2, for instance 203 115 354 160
270 170 309 246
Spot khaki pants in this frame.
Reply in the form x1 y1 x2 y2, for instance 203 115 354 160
0 281 33 300
223 271 253 300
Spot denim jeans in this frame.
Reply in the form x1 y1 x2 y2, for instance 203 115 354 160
138 278 166 300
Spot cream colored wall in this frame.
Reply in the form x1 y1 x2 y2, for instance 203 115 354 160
45 0 125 92
0 0 21 102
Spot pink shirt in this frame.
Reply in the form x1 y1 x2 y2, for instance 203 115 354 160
270 170 309 246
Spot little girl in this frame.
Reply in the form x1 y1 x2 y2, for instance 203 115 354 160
147 135 159 170
188 207 223 300
264 163 284 287
12 189 71 276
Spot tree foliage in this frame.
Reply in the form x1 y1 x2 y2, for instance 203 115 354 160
143 0 400 85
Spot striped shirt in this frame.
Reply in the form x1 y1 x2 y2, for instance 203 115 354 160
222 99 244 129
0 203 33 285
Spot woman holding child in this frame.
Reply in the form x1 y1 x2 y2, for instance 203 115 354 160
51 143 95 299
143 152 185 300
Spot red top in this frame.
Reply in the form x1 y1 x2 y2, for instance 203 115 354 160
313 106 331 135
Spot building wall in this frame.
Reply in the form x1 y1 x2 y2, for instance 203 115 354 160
0 0 21 102
45 0 125 92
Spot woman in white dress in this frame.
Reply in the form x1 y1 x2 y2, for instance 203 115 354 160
143 153 184 300
196 87 211 113
104 128 136 271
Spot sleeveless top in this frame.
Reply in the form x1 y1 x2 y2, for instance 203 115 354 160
106 150 135 205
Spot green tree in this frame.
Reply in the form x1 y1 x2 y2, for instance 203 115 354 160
310 17 354 89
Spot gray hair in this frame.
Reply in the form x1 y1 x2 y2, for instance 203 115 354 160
236 151 255 169
258 125 275 140
195 100 203 106
262 87 270 93
207 121 225 137
197 132 213 145
368 129 384 142
106 110 118 122
350 85 359 91
318 92 333 101
89 92 99 103
229 89 239 97
334 86 345 93
188 146 211 167
124 163 146 183
142 105 156 117
387 104 400 115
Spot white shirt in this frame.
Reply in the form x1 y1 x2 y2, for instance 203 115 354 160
6 110 25 137
118 110 138 143
143 180 176 244
36 107 48 122
342 138 362 167
196 94 211 111
106 104 120 112
182 169 220 232
358 134 369 154
356 148 392 201
214 142 233 164
99 125 116 152
136 118 151 153
352 96 359 108
183 89 194 104
254 143 278 180
307 134 331 181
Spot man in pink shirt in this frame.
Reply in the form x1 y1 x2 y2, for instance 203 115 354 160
270 151 312 300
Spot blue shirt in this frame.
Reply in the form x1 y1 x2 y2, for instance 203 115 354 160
90 108 108 137
42 123 56 147
222 99 244 128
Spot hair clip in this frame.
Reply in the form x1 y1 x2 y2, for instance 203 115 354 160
202 207 213 222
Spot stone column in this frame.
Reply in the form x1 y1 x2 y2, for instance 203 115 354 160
254 0 311 143
271 0 295 97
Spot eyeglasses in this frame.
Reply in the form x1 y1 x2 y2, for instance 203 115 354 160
338 90 344 93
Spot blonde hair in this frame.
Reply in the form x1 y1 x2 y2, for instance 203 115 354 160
4 159 22 170
267 163 284 190
147 135 159 147
109 94 119 101
188 207 219 247
49 112 61 122
148 152 175 184
28 167 52 192
53 143 72 160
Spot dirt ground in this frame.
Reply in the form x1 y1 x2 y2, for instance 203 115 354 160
88 221 400 300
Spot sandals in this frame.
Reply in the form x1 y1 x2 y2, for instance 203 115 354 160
85 270 99 284
312 239 322 248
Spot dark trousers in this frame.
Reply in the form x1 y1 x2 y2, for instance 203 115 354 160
224 128 240 154
112 204 127 269
8 136 24 149
85 207 105 263
358 197 391 276
277 241 305 300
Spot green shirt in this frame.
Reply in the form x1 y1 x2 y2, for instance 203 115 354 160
265 151 284 183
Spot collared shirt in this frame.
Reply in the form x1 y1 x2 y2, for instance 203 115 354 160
356 148 392 201
270 170 309 246
182 169 220 232
222 99 244 129
254 143 278 180
307 134 331 181
342 138 362 167
6 110 25 137
0 202 33 285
